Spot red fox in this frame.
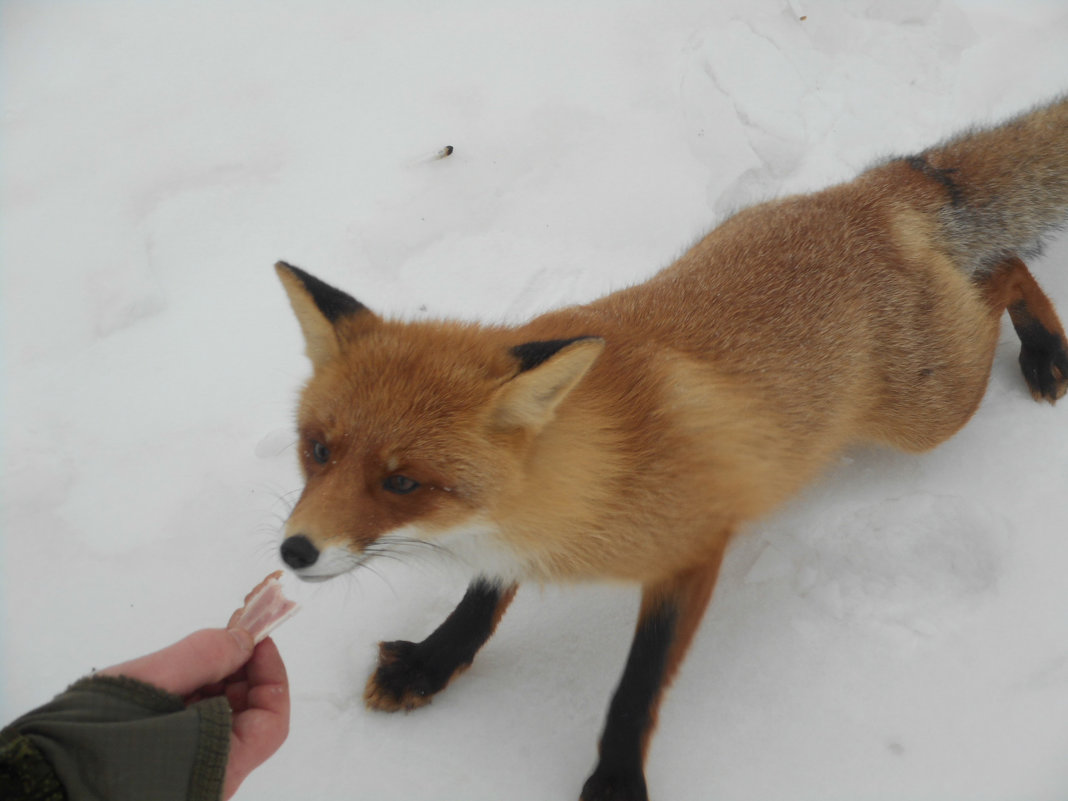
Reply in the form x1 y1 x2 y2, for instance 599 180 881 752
275 96 1068 801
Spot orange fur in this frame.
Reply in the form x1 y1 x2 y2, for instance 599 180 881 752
275 96 1068 801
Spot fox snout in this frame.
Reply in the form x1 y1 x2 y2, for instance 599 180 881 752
278 532 365 583
280 534 319 570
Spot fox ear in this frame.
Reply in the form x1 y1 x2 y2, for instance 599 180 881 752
493 337 605 431
275 261 373 367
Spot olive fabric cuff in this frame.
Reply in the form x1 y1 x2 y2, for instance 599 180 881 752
0 731 68 801
2 674 231 801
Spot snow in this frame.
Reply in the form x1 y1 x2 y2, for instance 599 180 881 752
2 1 1068 799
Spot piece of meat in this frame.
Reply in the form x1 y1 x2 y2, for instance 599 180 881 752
227 570 300 644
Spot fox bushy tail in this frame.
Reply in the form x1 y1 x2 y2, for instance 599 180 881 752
909 95 1068 275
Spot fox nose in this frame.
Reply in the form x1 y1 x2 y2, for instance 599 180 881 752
280 534 320 569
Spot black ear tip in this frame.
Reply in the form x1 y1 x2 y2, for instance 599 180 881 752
275 261 367 322
511 336 603 373
275 260 308 281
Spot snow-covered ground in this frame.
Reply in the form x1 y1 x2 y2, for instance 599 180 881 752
3 2 1068 799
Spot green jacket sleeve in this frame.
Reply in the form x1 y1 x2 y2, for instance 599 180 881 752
1 674 231 801
0 731 67 801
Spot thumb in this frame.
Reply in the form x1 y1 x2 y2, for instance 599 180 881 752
100 628 255 697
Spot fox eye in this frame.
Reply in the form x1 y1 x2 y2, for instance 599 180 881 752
311 441 330 464
383 475 420 495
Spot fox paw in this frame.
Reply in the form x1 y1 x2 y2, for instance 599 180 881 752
364 640 449 712
1019 338 1068 404
579 767 648 801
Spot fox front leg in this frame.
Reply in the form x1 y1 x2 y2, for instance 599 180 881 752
580 561 721 801
365 577 517 712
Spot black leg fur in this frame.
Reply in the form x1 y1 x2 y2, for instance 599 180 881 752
581 601 678 801
1009 299 1068 402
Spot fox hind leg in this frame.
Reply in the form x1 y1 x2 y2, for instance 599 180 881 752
365 577 517 712
1010 288 1068 402
983 255 1068 403
1013 300 1068 402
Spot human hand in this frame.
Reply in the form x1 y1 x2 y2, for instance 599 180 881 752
100 627 290 800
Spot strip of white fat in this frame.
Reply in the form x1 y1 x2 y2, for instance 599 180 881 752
228 571 301 643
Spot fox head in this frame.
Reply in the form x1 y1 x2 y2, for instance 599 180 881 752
274 262 604 582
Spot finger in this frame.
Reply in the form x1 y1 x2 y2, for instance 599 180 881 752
245 636 288 691
189 680 229 704
222 638 290 800
239 638 289 732
100 628 255 697
225 680 250 713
